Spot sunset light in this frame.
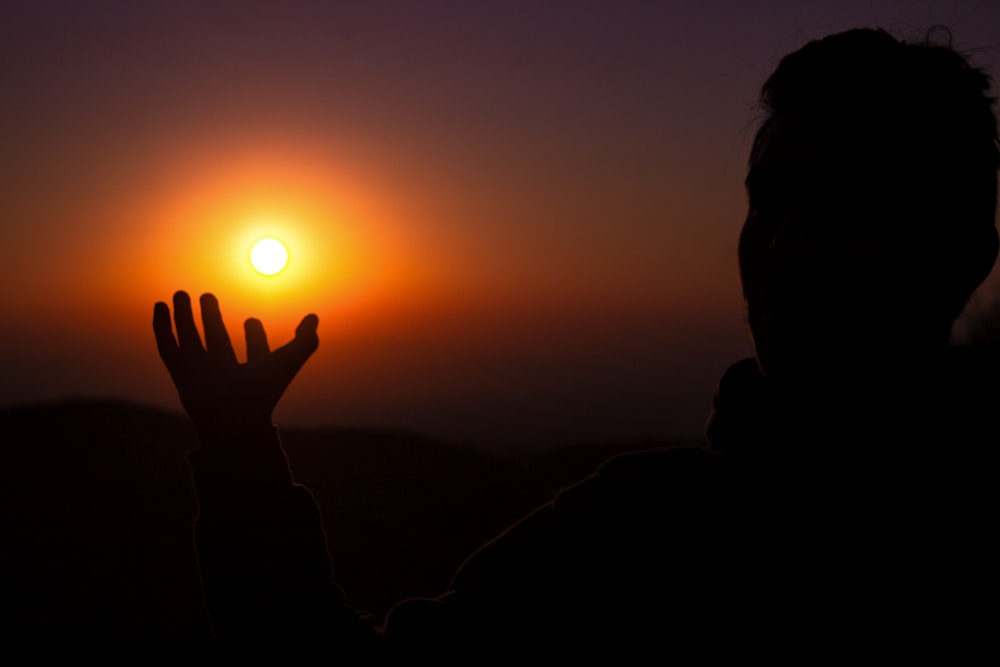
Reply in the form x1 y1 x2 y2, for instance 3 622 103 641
250 237 289 276
5 0 993 452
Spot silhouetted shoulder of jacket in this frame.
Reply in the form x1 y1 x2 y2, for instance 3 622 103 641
448 445 725 587
392 445 731 655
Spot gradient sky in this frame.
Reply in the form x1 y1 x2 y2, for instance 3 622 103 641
3 0 999 449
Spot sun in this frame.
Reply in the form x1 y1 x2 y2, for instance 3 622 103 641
250 237 289 276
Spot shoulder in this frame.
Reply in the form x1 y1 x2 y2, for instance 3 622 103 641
431 445 728 648
596 445 719 485
447 445 721 590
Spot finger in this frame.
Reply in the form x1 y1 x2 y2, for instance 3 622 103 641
244 317 270 362
200 293 238 364
172 291 204 353
267 313 320 386
296 313 320 347
153 301 179 370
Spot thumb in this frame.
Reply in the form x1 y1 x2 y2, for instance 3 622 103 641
266 313 319 388
295 313 320 352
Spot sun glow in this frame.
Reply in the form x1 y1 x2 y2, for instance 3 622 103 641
250 237 289 276
115 143 425 340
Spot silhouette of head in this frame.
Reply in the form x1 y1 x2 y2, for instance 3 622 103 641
740 28 999 383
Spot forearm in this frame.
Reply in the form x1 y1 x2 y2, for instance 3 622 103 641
188 425 380 660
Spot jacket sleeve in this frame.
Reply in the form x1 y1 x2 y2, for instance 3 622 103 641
186 426 383 663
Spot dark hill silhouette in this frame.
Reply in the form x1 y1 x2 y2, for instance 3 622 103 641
1 399 684 662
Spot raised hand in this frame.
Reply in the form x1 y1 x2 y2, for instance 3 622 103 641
153 291 319 437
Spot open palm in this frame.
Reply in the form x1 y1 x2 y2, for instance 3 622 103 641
153 291 319 436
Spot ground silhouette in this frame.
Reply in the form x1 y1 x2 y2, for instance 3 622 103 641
2 399 670 662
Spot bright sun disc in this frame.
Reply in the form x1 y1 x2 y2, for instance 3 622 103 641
250 237 289 276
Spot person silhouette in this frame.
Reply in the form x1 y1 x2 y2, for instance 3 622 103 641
154 28 999 661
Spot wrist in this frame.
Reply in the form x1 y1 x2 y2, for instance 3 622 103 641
194 416 277 447
187 423 296 491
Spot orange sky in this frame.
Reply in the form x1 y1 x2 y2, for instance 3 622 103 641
3 1 998 447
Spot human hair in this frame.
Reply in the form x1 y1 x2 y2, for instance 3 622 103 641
750 28 998 220
743 27 999 332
